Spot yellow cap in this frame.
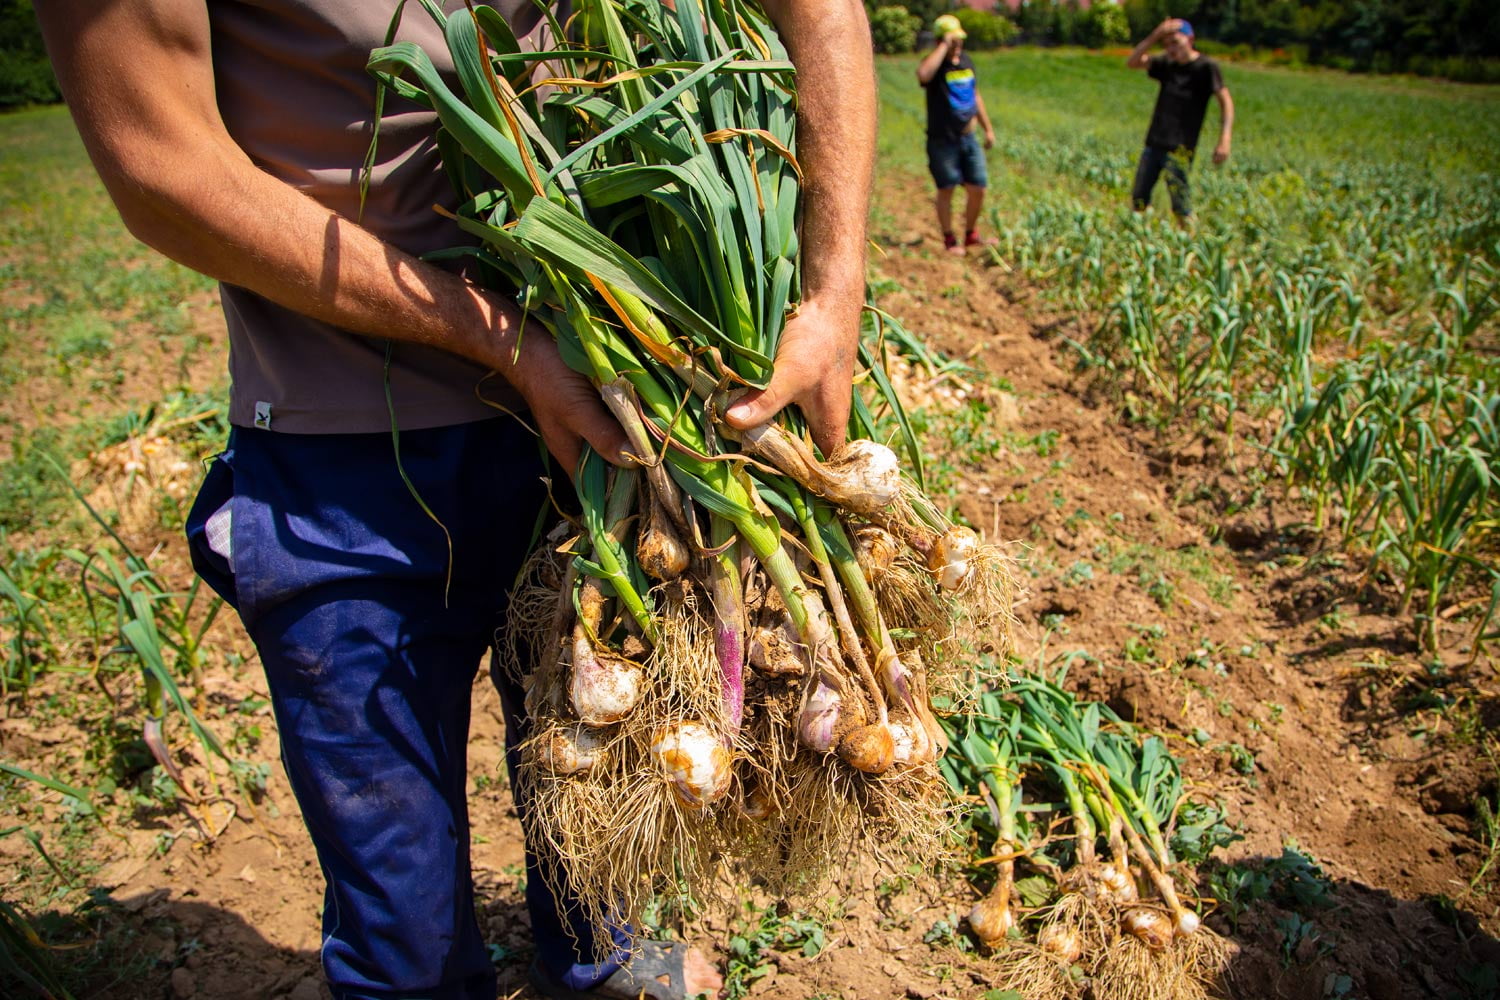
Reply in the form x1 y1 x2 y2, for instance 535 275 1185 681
933 14 966 39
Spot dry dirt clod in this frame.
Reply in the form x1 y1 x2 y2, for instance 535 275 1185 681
285 976 325 1000
170 966 197 999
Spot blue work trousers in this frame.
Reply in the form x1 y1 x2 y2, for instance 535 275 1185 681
185 420 627 999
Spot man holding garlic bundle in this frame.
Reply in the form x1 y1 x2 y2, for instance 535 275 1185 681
36 0 875 998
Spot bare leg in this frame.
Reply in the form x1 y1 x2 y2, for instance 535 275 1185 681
935 187 964 254
962 183 985 239
935 186 956 239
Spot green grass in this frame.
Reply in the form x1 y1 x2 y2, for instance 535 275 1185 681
0 108 225 535
0 106 216 429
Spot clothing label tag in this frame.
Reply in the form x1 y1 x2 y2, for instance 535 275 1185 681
254 401 272 430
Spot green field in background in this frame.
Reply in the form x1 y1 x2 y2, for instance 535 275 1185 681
876 48 1500 219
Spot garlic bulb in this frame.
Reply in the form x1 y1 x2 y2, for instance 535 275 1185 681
740 784 775 821
926 526 979 591
539 725 606 776
747 623 803 676
795 677 842 752
651 721 732 808
888 720 918 764
737 424 900 515
1038 923 1083 964
570 627 644 725
1099 862 1138 902
967 889 1015 949
852 525 900 582
822 439 901 512
638 493 690 581
837 723 896 774
1121 907 1174 951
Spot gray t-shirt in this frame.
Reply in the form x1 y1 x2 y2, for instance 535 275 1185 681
209 0 562 433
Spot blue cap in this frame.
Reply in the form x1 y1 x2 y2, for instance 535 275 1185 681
1178 20 1194 36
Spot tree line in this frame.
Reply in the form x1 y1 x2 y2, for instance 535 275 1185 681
0 1 56 109
4 0 1500 111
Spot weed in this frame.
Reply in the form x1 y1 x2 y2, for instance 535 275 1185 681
1277 912 1330 967
1206 841 1335 932
939 398 1004 464
1171 799 1242 866
1270 843 1336 909
921 914 974 951
1123 623 1166 665
1317 605 1349 635
723 905 828 1000
1061 560 1095 586
1322 971 1354 997
1217 742 1258 776
1469 742 1500 894
1459 962 1499 999
1009 427 1062 457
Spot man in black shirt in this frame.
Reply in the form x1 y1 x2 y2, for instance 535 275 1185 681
918 13 996 254
1126 18 1234 225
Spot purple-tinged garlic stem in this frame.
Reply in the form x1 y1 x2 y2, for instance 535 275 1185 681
708 528 746 737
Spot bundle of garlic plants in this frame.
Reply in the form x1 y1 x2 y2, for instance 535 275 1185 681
945 673 1232 1000
370 0 1017 948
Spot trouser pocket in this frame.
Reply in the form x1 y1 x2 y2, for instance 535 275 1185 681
184 446 239 610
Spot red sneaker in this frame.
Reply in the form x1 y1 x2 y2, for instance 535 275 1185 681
965 229 997 248
943 232 964 255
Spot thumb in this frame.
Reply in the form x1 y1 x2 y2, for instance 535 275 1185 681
724 379 791 432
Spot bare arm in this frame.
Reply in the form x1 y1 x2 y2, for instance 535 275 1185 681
916 38 953 85
1212 87 1234 164
974 91 995 148
36 0 624 471
725 0 875 455
1127 18 1180 69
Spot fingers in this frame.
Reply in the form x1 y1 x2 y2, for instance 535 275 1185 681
580 401 630 466
723 356 850 457
803 388 850 458
548 397 629 475
509 333 628 473
722 301 858 456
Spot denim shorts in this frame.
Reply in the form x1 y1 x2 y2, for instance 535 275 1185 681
927 130 988 189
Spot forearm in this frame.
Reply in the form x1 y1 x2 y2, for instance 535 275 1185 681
725 0 875 451
42 0 626 469
1127 27 1163 68
975 92 994 135
916 42 949 84
117 152 525 377
40 0 535 393
1126 37 1155 68
765 0 874 313
1217 90 1235 143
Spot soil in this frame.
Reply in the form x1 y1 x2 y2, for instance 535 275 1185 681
7 168 1498 1000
